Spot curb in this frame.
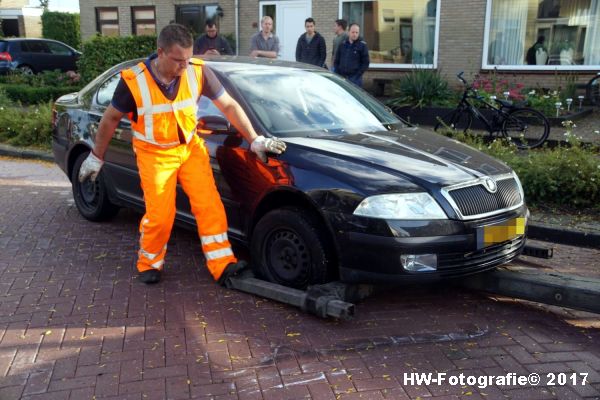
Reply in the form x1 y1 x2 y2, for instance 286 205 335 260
528 222 600 250
0 144 54 162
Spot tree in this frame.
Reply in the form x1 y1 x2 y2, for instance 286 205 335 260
39 0 49 10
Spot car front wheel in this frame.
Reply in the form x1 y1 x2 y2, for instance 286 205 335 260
71 152 119 221
17 65 34 75
251 207 335 289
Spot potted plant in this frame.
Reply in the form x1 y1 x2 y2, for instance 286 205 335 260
551 40 575 65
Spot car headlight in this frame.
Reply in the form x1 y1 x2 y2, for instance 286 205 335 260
353 193 447 220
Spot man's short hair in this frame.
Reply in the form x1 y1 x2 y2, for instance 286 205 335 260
335 19 347 30
305 17 315 25
205 19 217 28
157 23 193 50
261 15 273 24
349 23 360 30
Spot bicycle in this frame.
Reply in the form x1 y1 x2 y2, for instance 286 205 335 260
586 72 599 106
434 72 550 149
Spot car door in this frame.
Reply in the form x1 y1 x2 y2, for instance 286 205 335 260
195 95 246 235
90 72 144 207
46 41 78 72
24 40 53 72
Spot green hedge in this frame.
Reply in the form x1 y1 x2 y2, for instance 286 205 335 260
439 129 600 209
78 35 157 84
0 84 80 104
0 103 53 148
42 11 81 50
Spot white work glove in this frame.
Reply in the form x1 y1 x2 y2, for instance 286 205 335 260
78 151 104 182
250 136 287 162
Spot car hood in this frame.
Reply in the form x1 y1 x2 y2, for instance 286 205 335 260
283 126 512 187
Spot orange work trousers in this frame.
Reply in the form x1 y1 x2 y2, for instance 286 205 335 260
133 135 237 280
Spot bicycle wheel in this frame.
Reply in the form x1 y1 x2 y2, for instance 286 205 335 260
501 108 550 149
434 109 473 133
587 75 600 106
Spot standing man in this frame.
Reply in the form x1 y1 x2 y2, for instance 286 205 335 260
250 16 280 58
331 19 347 72
295 17 326 67
334 23 370 87
193 19 234 56
78 24 286 285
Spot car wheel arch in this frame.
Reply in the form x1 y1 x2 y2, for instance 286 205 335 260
67 144 92 182
250 189 340 275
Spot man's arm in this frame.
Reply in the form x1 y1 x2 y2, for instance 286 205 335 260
93 104 126 159
78 104 125 182
211 91 286 161
318 35 327 67
212 91 258 144
295 36 302 62
334 45 341 70
359 43 370 74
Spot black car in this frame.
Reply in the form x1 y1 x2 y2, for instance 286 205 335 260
0 38 80 75
52 57 528 288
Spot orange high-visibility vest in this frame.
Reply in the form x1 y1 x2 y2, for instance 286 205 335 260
121 58 203 147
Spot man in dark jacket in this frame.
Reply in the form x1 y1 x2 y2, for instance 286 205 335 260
334 23 369 87
193 20 234 56
295 18 327 67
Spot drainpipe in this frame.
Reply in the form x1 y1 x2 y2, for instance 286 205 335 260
235 0 239 55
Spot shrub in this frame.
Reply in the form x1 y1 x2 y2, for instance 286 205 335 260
0 84 80 104
0 87 14 107
78 35 157 84
0 69 81 87
437 122 600 209
0 103 53 148
388 69 455 109
42 11 81 50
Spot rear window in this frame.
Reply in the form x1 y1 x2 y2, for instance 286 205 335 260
20 41 50 53
0 42 6 52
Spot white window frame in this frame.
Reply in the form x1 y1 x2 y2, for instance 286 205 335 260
338 0 441 69
482 0 600 71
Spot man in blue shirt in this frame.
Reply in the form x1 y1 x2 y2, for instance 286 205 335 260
334 23 369 87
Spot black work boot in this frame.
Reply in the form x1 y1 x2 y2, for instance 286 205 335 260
217 260 248 286
139 269 162 284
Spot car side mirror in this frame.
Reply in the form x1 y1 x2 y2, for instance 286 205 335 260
198 115 237 133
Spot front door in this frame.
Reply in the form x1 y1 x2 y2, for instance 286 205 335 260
259 0 312 61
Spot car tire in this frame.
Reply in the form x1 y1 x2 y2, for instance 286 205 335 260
251 207 335 289
17 65 34 75
71 152 119 222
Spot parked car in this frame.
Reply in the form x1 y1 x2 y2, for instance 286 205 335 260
52 57 528 288
0 38 80 75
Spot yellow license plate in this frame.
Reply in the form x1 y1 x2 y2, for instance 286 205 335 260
477 217 526 249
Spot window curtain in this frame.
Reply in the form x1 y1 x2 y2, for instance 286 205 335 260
583 0 600 64
412 0 436 64
488 0 528 65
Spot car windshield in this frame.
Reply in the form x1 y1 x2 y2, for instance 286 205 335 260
226 68 404 138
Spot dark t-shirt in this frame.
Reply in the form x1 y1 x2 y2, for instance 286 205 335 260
111 54 224 122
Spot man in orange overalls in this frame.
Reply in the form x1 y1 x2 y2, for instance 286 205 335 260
78 24 286 285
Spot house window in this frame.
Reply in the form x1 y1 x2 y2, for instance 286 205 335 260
132 7 156 36
339 0 440 68
175 4 218 37
96 7 119 37
484 0 600 69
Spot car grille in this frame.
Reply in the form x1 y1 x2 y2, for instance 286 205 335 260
437 236 525 274
448 177 522 217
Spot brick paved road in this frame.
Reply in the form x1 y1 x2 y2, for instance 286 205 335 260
1 157 599 400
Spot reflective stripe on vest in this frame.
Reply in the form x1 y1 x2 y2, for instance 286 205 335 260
124 61 202 147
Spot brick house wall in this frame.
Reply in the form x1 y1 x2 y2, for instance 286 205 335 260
79 0 597 90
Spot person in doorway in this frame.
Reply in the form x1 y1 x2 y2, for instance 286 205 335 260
331 19 347 72
193 19 234 56
249 16 280 58
334 23 369 87
295 17 327 67
78 24 286 285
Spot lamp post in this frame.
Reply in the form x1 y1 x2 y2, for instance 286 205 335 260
555 101 562 117
566 98 573 112
578 95 585 111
